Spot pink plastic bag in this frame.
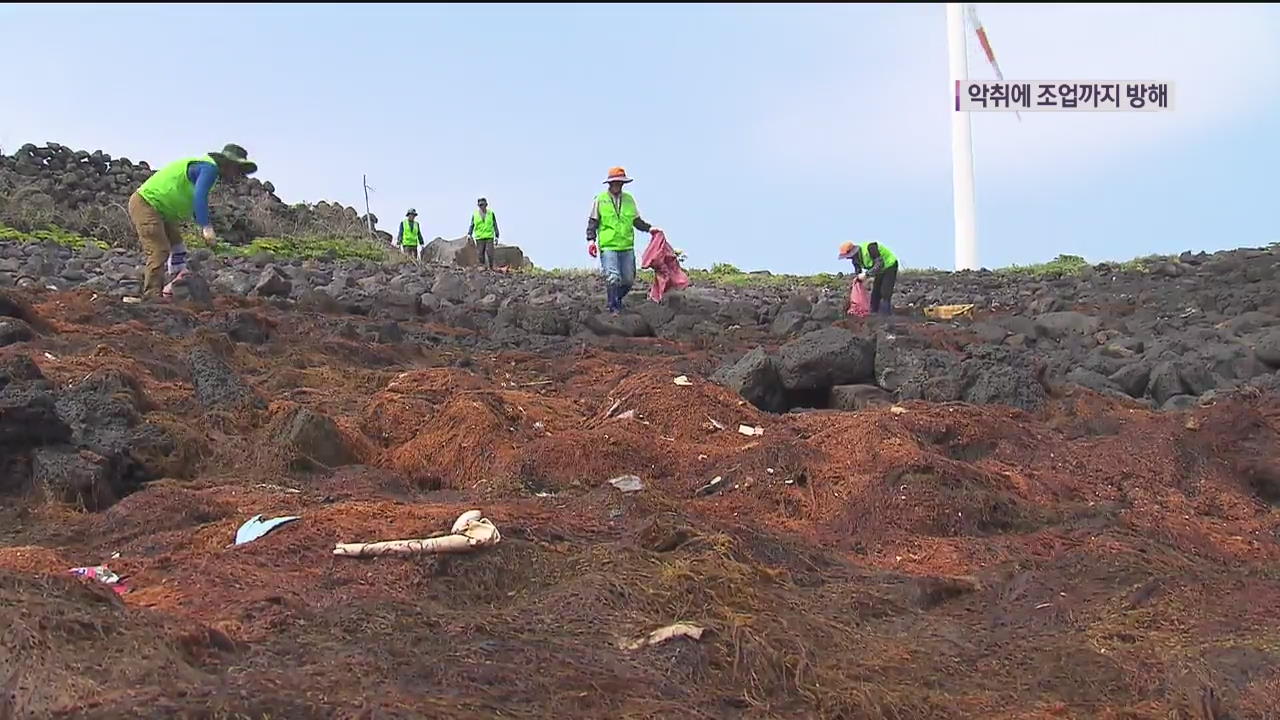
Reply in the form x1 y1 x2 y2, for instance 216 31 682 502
847 278 870 317
640 230 690 303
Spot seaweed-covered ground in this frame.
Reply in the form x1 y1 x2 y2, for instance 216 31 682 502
2 283 1279 720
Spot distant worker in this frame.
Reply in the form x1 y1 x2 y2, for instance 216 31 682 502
586 167 660 314
128 143 257 300
397 208 423 261
465 197 499 270
838 241 899 316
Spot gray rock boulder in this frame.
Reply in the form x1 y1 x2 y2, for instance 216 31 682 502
1256 329 1280 368
959 346 1047 412
776 328 876 391
1146 362 1186 405
0 318 35 346
663 288 724 317
224 312 273 345
274 406 358 470
1109 362 1152 399
492 245 531 269
585 312 653 338
431 274 467 304
516 308 571 336
770 311 807 337
1065 367 1122 395
1034 311 1101 340
1223 311 1278 336
711 348 787 414
252 265 293 298
189 347 261 410
421 236 479 267
0 384 71 448
830 384 893 411
31 446 120 510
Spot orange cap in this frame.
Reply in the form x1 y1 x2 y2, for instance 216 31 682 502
838 241 856 258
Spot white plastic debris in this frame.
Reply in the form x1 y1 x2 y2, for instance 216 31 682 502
673 375 693 386
889 406 908 415
333 509 501 558
608 475 645 493
737 424 764 437
695 476 725 496
622 623 706 651
253 483 301 494
122 296 142 304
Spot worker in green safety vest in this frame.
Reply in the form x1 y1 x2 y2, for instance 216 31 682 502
466 197 499 270
586 166 662 314
397 208 424 261
127 143 257 300
838 241 899 316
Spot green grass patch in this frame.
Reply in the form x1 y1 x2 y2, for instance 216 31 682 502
996 253 1162 278
519 264 846 289
185 234 391 262
521 250 1167 289
0 223 109 251
998 253 1092 277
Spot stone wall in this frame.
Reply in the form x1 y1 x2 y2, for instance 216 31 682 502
0 142 381 247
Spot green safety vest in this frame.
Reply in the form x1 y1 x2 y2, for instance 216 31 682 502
596 190 637 252
860 243 898 271
400 219 422 247
471 210 496 240
137 155 218 222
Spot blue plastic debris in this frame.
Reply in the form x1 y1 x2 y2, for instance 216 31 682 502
235 514 301 546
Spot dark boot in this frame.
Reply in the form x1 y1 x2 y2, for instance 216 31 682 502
606 286 619 314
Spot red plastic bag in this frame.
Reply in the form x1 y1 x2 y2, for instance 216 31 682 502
847 278 870 317
640 230 689 303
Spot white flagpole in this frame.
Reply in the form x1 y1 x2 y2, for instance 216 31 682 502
947 2 978 271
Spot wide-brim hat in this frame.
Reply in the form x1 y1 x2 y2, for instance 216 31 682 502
838 241 859 259
603 166 633 184
406 208 418 217
209 143 258 175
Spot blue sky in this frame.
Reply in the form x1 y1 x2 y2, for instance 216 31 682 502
2 3 1277 273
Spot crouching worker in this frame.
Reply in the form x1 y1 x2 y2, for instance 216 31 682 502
838 241 899 316
128 144 258 299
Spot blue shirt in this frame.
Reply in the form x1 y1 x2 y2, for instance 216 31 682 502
187 161 219 227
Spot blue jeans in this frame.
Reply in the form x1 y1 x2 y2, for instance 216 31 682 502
600 249 636 311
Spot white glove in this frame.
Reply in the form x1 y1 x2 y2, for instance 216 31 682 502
857 272 868 281
201 226 216 241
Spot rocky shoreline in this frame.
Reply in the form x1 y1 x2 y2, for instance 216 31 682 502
1 238 1277 416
